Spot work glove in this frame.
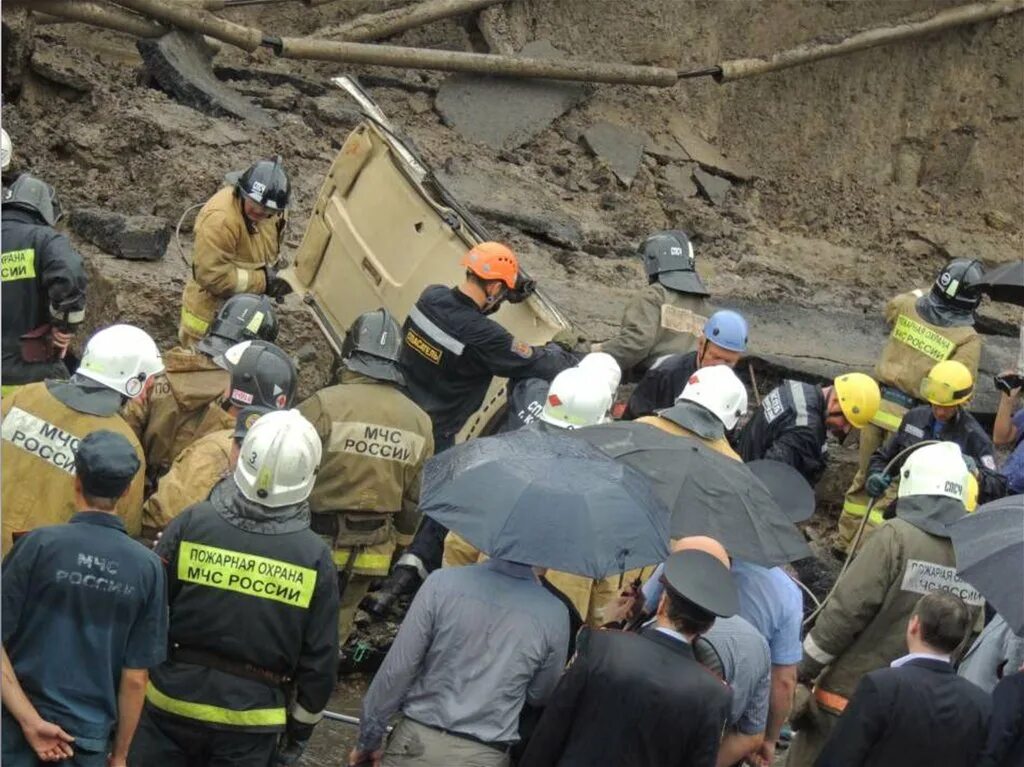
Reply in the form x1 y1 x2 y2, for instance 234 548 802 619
994 372 1024 396
551 327 587 353
274 719 314 766
865 472 892 498
263 266 293 302
797 653 825 686
506 273 537 304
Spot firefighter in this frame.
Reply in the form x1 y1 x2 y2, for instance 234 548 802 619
502 351 621 432
593 230 713 379
861 360 1004 525
788 442 983 767
737 373 881 486
141 340 297 539
635 363 748 460
1 324 162 554
623 309 748 419
372 242 577 608
839 259 983 553
123 293 279 486
130 410 339 767
177 158 292 348
297 309 434 647
1 174 87 393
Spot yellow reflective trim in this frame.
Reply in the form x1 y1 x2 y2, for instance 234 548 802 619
246 310 265 334
1 384 20 397
178 541 317 608
1 249 36 281
180 306 211 335
332 549 393 572
842 500 885 526
870 409 904 431
235 267 250 293
146 682 286 727
890 315 955 362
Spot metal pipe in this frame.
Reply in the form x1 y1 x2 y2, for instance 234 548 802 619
712 0 1024 82
107 0 264 51
20 0 168 38
319 0 508 42
280 36 679 86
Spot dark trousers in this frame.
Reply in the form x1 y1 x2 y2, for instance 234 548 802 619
1 711 106 767
0 352 69 388
402 431 455 575
128 705 279 767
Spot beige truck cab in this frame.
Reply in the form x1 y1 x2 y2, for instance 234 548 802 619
283 77 569 441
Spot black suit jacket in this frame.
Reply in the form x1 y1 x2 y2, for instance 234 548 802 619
520 626 731 767
816 657 992 767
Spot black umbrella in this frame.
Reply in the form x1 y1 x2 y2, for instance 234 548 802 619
420 428 671 579
975 260 1024 306
747 460 816 524
950 496 1024 634
572 422 811 567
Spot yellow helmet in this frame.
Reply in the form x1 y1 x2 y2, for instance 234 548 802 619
920 360 974 406
964 472 979 513
832 372 881 429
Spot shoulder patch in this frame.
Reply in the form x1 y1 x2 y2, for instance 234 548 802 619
511 340 533 359
903 423 925 439
660 304 706 335
762 389 785 424
980 455 996 471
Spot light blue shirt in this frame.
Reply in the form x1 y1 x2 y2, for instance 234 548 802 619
891 651 951 667
642 559 803 666
358 559 569 751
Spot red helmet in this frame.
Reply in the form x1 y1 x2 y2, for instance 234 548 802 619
462 242 518 290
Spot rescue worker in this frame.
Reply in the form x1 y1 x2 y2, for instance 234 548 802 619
593 230 713 378
130 410 339 767
502 351 621 432
624 308 749 419
635 363 748 460
788 441 983 767
1 324 163 553
297 309 434 647
373 241 577 607
443 366 624 625
737 373 881 486
123 293 279 487
2 174 87 392
863 360 1004 517
178 157 292 348
141 340 297 538
839 259 983 553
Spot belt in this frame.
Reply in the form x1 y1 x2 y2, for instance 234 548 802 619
310 511 387 537
170 645 292 687
813 687 849 715
409 719 514 754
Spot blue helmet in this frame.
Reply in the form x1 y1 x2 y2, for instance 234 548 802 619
703 310 748 353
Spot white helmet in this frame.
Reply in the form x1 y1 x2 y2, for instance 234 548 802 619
577 352 622 396
234 409 322 508
897 441 969 504
538 367 613 429
78 324 164 399
1 129 11 171
677 365 748 431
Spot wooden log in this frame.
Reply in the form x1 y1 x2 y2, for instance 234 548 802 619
319 0 507 42
18 0 167 38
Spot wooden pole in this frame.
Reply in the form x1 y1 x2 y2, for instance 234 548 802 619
318 0 508 42
714 0 1024 82
107 0 264 50
20 0 167 38
280 36 679 85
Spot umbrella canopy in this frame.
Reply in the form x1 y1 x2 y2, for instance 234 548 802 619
975 260 1024 306
747 460 816 523
420 428 671 579
950 496 1024 634
572 422 811 567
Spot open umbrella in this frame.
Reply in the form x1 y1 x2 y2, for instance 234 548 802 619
747 460 816 523
572 422 811 567
950 496 1024 634
420 428 670 579
974 260 1024 306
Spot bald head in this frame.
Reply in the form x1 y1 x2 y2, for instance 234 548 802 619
670 536 730 568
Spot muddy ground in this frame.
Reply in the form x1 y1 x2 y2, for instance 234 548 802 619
2 0 1022 762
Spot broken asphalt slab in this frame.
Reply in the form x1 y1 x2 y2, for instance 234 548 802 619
582 121 647 187
693 166 732 206
666 115 754 182
137 31 275 129
435 40 592 151
69 208 171 262
659 163 699 198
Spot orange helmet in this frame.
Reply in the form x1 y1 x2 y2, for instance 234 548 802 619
462 242 519 290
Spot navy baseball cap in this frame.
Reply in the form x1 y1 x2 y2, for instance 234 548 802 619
74 431 140 498
662 548 738 617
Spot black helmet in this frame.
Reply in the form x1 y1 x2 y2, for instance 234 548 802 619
198 294 279 360
341 308 405 386
234 156 290 211
2 174 61 226
931 259 984 312
639 230 708 296
221 340 297 410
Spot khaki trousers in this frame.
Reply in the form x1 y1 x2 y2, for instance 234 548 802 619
338 573 374 647
785 704 838 767
383 718 511 767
